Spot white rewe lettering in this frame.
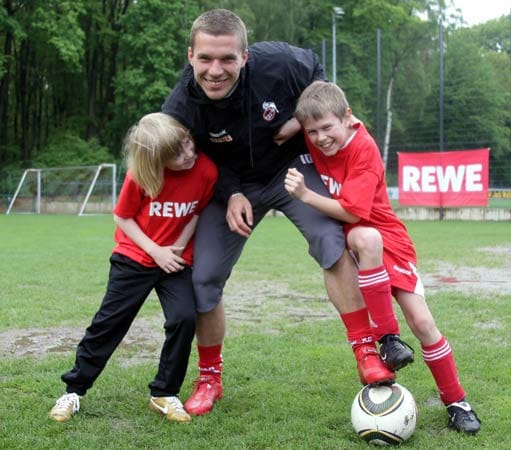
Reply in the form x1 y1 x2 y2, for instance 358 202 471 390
320 174 342 196
149 202 162 216
149 201 198 217
402 164 483 193
174 201 198 217
466 164 483 191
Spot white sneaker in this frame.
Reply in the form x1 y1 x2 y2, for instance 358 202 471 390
49 393 81 422
149 396 191 423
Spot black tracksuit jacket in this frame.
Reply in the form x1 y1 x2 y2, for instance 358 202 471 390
162 41 325 203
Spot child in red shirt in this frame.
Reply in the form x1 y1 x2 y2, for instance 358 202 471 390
49 113 217 423
285 81 480 434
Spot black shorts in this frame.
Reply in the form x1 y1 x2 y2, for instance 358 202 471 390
192 154 346 312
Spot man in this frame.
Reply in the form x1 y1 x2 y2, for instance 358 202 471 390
162 8 401 416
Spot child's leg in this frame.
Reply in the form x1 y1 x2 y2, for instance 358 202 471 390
61 254 156 395
395 291 466 404
396 290 481 433
347 227 399 339
150 266 197 397
147 267 196 423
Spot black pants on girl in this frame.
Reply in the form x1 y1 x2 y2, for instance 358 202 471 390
61 253 196 397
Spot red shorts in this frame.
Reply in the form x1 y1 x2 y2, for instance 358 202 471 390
384 252 424 298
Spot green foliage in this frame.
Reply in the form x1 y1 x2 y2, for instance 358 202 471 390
111 0 199 141
30 1 86 72
33 131 114 167
1 0 510 187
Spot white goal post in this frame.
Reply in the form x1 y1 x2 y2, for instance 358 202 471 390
6 163 117 216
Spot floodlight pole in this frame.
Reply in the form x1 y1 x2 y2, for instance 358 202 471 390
332 6 345 85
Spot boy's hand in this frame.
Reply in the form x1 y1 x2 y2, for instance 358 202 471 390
150 245 186 273
284 168 308 200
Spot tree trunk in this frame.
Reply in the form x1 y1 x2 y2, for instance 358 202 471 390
383 75 394 171
0 0 14 163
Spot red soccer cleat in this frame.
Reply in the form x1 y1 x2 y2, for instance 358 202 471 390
184 375 223 416
354 345 396 386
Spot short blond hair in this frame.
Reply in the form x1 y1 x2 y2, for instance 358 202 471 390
295 81 350 124
123 113 190 198
190 9 248 52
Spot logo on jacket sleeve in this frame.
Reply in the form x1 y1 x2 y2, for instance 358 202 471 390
209 129 233 143
262 101 279 122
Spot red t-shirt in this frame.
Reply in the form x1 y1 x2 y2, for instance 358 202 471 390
112 152 217 267
306 122 417 266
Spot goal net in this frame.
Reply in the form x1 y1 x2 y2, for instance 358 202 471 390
6 164 117 215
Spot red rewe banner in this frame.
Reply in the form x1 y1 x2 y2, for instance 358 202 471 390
398 149 490 206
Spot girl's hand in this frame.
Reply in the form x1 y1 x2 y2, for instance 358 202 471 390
149 245 186 273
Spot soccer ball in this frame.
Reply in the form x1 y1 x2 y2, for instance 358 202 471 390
351 383 417 445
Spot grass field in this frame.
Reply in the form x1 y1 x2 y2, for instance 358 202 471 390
0 215 510 449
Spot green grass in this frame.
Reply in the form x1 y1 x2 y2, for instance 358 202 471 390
0 215 510 449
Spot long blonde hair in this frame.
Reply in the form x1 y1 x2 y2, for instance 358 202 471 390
123 113 189 198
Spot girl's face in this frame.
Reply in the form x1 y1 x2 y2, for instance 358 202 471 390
167 136 197 171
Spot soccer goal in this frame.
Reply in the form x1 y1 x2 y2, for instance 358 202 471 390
6 164 117 215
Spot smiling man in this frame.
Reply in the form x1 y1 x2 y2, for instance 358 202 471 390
161 9 391 417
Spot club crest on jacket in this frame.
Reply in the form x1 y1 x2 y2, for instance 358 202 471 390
262 101 279 122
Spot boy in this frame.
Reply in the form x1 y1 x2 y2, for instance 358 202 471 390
284 81 481 434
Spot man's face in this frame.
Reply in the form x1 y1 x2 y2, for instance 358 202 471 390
188 32 248 100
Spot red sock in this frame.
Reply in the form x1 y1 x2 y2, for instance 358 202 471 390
358 265 399 340
197 344 223 382
340 308 374 348
422 336 465 405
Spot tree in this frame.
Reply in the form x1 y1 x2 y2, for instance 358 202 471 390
0 0 85 165
110 0 199 154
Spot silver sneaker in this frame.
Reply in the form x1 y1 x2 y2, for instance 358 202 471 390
149 396 191 423
49 393 81 422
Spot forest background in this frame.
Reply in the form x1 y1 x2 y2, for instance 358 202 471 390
1 0 510 197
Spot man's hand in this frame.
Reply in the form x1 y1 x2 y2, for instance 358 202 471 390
226 193 253 237
273 117 301 146
149 245 186 273
284 168 309 200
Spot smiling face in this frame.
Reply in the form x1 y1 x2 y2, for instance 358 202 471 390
303 112 354 157
167 136 197 171
188 31 248 100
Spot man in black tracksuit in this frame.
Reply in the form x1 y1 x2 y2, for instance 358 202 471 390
162 8 366 416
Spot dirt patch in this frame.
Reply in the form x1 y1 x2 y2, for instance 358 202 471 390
1 245 509 360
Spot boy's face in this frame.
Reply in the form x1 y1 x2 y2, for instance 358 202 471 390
303 112 353 157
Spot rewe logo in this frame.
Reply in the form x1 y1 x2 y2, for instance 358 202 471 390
320 174 342 196
402 164 483 193
149 201 198 217
397 149 489 207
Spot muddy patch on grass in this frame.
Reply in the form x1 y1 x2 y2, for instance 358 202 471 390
1 245 509 360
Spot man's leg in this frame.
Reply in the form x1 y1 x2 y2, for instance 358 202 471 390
324 251 395 385
196 300 225 346
323 250 364 315
183 301 226 415
270 156 394 384
186 197 267 415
